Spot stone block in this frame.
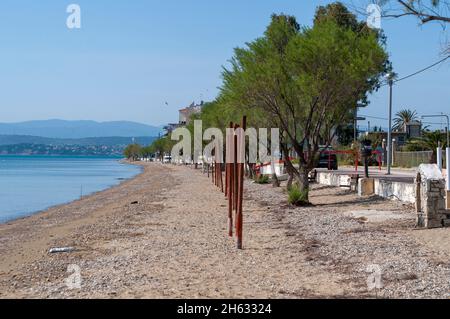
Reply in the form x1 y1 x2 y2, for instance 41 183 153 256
443 219 450 228
447 191 450 210
358 178 374 197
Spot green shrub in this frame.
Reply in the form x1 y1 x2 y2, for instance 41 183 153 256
288 185 309 206
255 175 270 184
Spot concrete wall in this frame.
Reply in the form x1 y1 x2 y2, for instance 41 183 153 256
316 171 415 203
260 163 284 177
373 179 415 204
317 172 351 188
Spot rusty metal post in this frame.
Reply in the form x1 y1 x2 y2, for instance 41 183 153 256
236 116 246 249
220 164 224 193
213 151 216 186
225 160 229 197
225 133 229 197
217 160 220 188
216 159 220 188
216 161 220 188
219 135 224 193
227 123 234 236
233 125 239 214
216 140 220 188
214 140 219 187
228 161 234 237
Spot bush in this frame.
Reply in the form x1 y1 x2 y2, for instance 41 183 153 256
254 175 270 184
288 185 309 206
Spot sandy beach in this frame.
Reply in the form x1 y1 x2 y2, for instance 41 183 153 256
1 162 450 299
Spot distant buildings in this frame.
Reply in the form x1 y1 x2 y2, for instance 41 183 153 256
179 101 203 125
365 121 422 148
164 101 204 135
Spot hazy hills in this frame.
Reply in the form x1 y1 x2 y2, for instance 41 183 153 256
0 120 161 155
0 120 163 139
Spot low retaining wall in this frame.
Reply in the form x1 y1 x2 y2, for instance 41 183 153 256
373 179 415 204
317 172 351 188
316 171 415 203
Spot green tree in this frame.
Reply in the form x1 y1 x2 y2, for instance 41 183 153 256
140 145 154 160
123 144 142 161
315 1 367 32
393 109 418 132
150 136 175 160
406 130 447 163
220 9 388 201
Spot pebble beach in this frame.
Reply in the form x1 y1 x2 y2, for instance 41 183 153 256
1 163 450 299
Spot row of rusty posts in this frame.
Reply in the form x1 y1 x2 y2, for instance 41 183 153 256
209 116 246 249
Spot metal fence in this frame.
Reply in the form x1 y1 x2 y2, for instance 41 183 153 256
394 151 433 168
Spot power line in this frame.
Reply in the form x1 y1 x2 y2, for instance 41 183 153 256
379 55 450 86
395 56 450 83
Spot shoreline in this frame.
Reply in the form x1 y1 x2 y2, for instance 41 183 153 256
1 163 450 298
0 159 143 225
0 162 155 279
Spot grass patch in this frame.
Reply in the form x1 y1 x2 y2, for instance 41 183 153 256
254 175 270 184
288 185 310 206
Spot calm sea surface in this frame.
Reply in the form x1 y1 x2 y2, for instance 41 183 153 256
0 156 141 223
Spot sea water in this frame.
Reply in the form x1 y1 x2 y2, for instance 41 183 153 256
0 156 141 223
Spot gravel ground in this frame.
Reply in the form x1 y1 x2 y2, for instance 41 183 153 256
245 180 450 298
0 163 449 299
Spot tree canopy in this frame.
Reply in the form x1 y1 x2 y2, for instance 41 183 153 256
217 8 388 197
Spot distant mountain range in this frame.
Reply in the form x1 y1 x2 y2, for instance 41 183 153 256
0 120 163 139
0 120 162 155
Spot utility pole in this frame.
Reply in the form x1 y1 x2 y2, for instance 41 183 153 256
353 103 366 145
386 73 397 175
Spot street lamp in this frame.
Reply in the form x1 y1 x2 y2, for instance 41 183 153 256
385 72 397 175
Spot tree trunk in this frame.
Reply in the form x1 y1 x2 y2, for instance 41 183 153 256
284 161 295 191
248 163 255 180
292 166 310 202
287 173 294 190
270 157 280 188
272 173 280 187
430 151 437 164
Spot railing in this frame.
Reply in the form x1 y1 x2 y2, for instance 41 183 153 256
394 151 433 168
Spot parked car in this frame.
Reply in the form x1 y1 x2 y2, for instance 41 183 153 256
163 155 172 164
316 151 338 170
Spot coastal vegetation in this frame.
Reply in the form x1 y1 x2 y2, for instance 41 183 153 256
130 2 390 202
184 2 389 201
123 136 175 161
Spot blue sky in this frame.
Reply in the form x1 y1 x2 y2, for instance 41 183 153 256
0 0 448 129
